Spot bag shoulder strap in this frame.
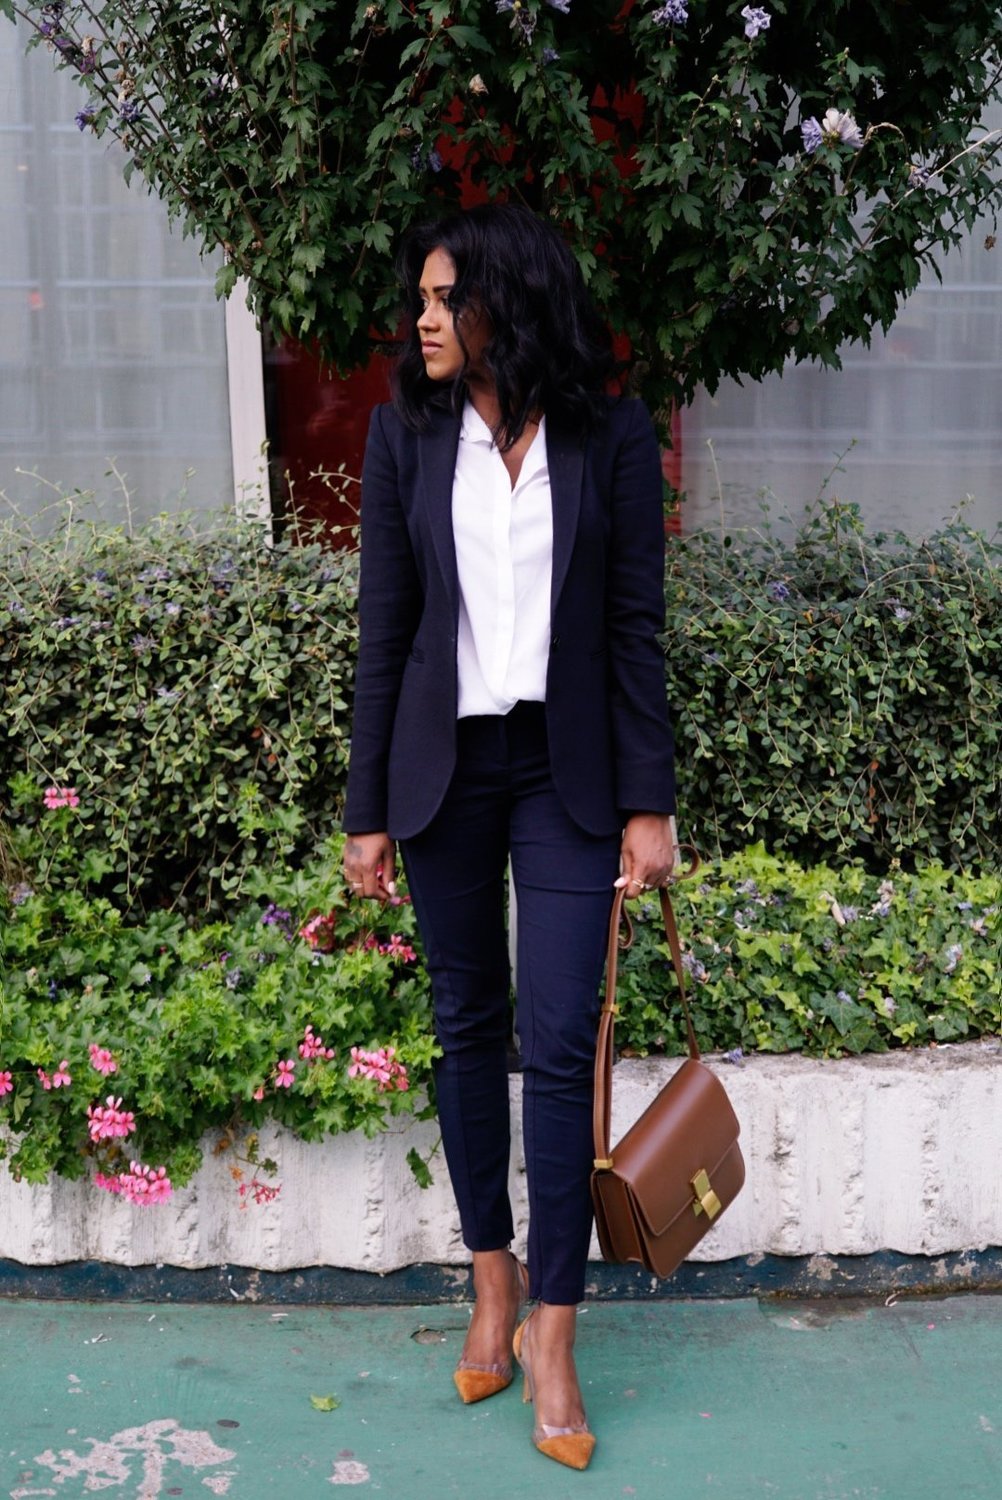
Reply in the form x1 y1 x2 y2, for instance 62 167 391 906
593 846 701 1171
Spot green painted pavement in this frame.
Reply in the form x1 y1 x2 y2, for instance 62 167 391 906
1 1294 1000 1498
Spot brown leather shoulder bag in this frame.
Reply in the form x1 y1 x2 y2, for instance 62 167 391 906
591 863 745 1279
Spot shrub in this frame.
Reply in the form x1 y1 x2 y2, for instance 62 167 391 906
617 845 1001 1059
0 505 358 915
2 838 998 1193
1 497 998 920
666 501 1002 870
10 0 1002 412
0 833 438 1191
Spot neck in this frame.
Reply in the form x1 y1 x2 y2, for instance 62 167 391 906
466 378 540 447
467 376 501 435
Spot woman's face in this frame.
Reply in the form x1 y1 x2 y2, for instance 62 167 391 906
416 247 489 382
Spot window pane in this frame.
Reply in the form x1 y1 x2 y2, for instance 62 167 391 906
0 30 233 525
680 112 1002 536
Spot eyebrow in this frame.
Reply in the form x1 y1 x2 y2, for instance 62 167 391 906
419 283 454 294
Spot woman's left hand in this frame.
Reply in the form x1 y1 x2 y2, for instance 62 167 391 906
615 813 679 895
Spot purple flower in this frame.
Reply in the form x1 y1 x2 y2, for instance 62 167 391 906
262 903 293 933
908 163 930 190
841 906 860 923
682 952 708 982
893 606 911 621
818 107 864 151
944 943 963 975
801 117 823 154
131 633 156 656
836 990 852 1004
768 579 790 602
79 51 97 75
546 0 571 10
496 0 514 8
542 46 560 63
411 145 444 174
10 882 35 906
119 99 141 125
75 103 98 131
653 0 688 24
741 6 770 38
723 1048 745 1067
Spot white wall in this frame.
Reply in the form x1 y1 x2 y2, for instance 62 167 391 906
3 1042 1000 1273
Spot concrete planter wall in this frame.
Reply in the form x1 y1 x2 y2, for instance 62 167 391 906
2 1040 1001 1274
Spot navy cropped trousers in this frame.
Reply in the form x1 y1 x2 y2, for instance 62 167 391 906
399 702 620 1305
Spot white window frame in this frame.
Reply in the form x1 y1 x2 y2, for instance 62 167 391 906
224 280 271 524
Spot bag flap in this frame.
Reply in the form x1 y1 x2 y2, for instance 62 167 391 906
607 1059 741 1239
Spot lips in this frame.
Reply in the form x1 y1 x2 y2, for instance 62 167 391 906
421 342 442 354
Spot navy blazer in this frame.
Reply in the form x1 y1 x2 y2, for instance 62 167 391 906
342 397 676 840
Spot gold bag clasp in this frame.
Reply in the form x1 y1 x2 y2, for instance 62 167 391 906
691 1168 721 1220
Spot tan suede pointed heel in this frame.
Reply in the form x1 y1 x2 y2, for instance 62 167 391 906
512 1309 596 1471
453 1254 529 1405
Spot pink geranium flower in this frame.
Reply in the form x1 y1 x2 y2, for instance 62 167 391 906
37 1068 52 1090
380 934 417 963
43 785 80 810
238 1178 282 1207
88 1044 118 1076
98 1161 172 1205
52 1060 72 1088
86 1096 137 1141
274 1059 296 1088
348 1045 409 1093
0 1070 13 1097
120 1161 172 1204
298 910 337 952
298 1025 336 1062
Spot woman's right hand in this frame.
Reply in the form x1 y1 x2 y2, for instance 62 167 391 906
343 832 397 901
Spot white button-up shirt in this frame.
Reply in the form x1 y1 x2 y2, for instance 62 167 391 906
452 402 553 718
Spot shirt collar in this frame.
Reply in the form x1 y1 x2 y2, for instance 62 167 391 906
459 401 548 462
460 401 496 446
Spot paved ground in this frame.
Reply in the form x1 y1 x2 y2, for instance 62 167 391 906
1 1293 1000 1499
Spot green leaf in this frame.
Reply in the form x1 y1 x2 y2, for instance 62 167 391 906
309 1394 341 1411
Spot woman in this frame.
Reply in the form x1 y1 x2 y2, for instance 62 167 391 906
342 203 677 1471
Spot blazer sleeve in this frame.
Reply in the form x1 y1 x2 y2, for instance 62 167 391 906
605 399 677 817
342 406 423 834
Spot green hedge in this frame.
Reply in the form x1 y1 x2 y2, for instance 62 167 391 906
0 834 437 1189
0 509 356 914
617 845 1001 1059
1 839 997 1193
0 499 999 916
666 503 1001 871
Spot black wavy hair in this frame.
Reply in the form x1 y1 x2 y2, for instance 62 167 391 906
392 203 616 449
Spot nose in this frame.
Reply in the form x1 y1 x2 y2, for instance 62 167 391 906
417 302 438 333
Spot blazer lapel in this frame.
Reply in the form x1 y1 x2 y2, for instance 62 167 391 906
419 408 462 612
546 417 584 619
